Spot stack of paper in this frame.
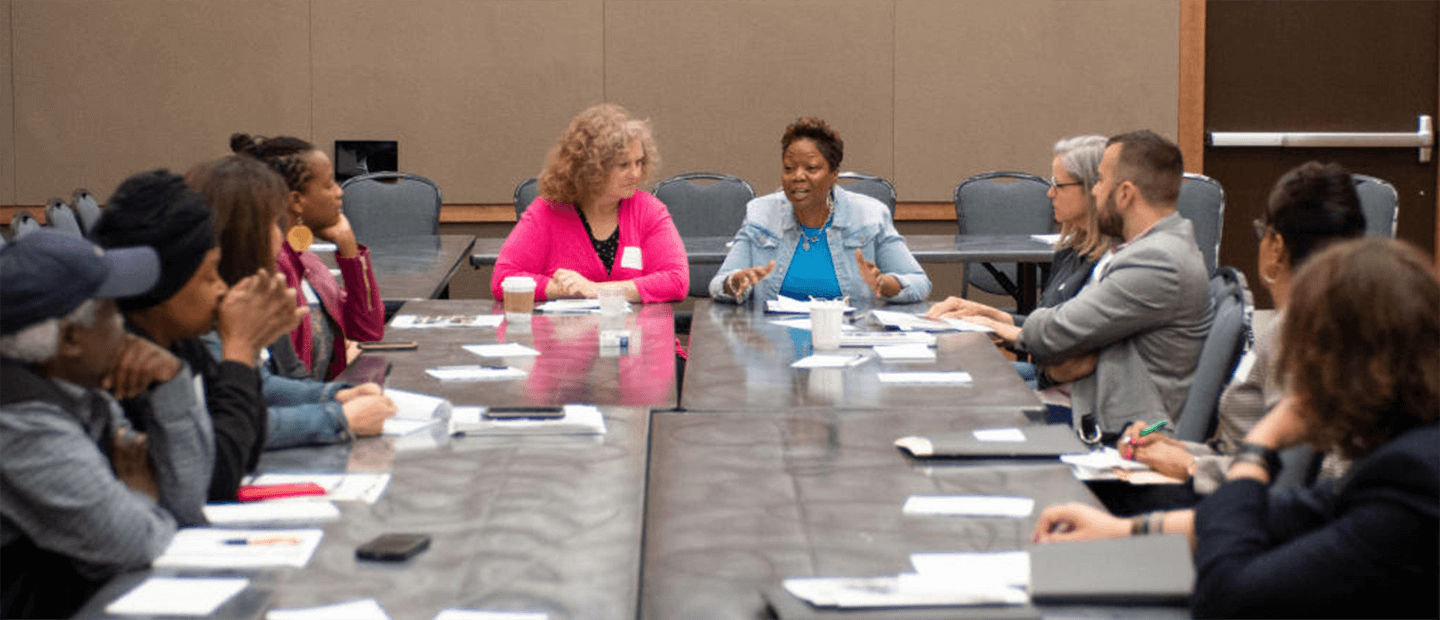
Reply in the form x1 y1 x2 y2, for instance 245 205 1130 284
105 577 249 616
902 495 1035 517
246 473 392 504
877 371 972 385
449 404 607 436
425 365 527 382
765 296 855 314
382 388 450 436
390 314 504 329
267 598 391 620
153 528 324 569
1060 447 1153 481
202 499 340 525
782 573 1029 609
536 299 602 313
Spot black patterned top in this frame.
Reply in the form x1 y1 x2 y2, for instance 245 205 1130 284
576 208 620 273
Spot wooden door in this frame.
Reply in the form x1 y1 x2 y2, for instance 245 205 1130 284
1199 0 1439 308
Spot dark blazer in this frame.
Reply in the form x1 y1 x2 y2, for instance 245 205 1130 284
1192 423 1439 619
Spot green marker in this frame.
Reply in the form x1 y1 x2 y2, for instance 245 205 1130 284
1139 420 1169 436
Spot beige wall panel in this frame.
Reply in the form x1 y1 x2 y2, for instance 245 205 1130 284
605 1 893 197
896 0 1179 201
312 0 604 204
1 1 15 204
12 0 309 204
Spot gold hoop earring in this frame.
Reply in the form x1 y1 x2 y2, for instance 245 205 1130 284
286 216 313 252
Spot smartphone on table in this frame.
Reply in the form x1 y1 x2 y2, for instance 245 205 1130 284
356 533 431 562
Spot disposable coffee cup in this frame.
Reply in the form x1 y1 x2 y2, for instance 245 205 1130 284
597 285 628 316
809 300 845 350
501 277 537 314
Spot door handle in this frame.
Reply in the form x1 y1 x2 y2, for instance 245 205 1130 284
1207 114 1434 162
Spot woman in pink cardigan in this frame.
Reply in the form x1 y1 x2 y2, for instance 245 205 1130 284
232 133 385 380
492 104 688 303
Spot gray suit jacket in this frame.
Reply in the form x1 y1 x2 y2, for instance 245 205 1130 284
1018 212 1212 433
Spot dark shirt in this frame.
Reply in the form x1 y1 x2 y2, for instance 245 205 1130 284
1193 423 1440 618
1014 246 1095 327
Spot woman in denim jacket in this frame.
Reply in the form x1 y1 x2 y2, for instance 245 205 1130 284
710 118 929 304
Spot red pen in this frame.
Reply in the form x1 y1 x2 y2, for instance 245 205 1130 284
236 482 327 502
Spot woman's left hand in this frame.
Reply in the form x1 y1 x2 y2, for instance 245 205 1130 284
314 213 361 258
854 249 898 298
552 268 598 298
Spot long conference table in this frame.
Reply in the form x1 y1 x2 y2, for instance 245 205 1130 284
74 298 1188 620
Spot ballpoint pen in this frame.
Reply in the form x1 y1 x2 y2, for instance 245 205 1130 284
1138 420 1169 437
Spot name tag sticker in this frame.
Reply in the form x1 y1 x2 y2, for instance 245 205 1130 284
620 246 643 270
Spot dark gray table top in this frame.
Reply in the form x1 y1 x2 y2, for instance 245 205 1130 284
317 234 475 302
640 409 1112 620
680 299 1044 413
471 234 1056 268
75 407 651 620
358 299 678 409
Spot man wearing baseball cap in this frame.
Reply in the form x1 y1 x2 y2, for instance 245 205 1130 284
0 231 214 619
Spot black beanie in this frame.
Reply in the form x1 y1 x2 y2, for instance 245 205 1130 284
89 169 217 312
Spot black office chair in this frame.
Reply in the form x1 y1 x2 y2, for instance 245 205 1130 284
514 177 540 220
1177 173 1225 277
1352 173 1398 237
953 171 1054 306
837 172 897 218
651 172 755 298
43 199 85 238
340 172 442 245
1175 267 1253 444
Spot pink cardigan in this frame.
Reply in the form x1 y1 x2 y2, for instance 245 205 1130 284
491 191 689 302
276 241 386 380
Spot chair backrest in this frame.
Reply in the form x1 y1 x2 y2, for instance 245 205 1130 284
1177 172 1224 277
514 177 540 220
1352 173 1398 237
9 210 41 240
69 189 102 234
652 172 755 297
43 199 84 238
340 172 441 244
1175 266 1254 444
837 172 897 217
953 171 1054 298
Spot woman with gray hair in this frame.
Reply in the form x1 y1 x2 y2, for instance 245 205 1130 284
926 136 1114 353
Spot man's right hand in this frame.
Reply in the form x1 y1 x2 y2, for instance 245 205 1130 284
217 270 306 365
104 334 183 400
342 394 397 436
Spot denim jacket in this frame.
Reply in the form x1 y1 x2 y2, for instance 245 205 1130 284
709 187 930 304
200 333 352 449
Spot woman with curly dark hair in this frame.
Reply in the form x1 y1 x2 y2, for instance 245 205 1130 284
491 103 688 303
1033 237 1438 619
711 117 928 303
231 133 385 381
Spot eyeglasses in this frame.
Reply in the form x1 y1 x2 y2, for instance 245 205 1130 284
1049 176 1084 191
1252 218 1269 241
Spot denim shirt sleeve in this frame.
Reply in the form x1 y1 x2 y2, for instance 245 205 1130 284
834 190 931 303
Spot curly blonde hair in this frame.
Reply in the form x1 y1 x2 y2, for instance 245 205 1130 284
537 104 659 206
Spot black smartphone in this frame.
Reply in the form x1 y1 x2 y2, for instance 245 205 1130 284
356 533 431 562
358 341 419 351
483 406 565 420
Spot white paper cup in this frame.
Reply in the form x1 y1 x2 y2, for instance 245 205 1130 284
501 276 537 314
809 301 845 350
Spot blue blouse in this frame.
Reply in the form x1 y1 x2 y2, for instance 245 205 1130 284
779 222 843 299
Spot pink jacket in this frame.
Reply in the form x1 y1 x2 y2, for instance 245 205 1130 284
491 191 689 302
276 241 386 380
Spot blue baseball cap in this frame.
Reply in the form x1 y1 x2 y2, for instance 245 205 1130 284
0 229 160 335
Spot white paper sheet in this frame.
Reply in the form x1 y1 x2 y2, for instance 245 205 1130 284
246 473 392 504
876 371 972 385
838 331 936 347
384 388 450 420
448 405 607 436
381 418 440 436
434 611 549 620
902 495 1035 517
1031 233 1062 244
791 354 867 369
390 314 503 329
909 550 1031 588
939 317 995 333
105 577 249 616
1060 447 1151 471
202 499 340 525
873 344 937 361
267 598 391 620
425 365 527 381
536 299 602 313
972 427 1027 442
153 528 324 569
782 574 1028 609
869 309 956 332
463 343 540 357
765 296 855 314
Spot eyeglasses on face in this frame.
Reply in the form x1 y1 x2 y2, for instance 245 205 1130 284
1049 176 1084 190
